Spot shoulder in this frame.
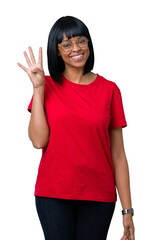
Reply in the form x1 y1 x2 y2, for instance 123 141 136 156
43 75 54 97
44 75 61 85
97 74 119 88
97 74 120 95
44 75 58 88
44 75 53 83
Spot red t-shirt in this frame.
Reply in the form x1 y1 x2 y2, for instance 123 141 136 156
27 73 127 202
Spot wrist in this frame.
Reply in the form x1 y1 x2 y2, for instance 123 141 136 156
33 85 45 94
122 208 134 216
33 84 45 90
34 83 45 88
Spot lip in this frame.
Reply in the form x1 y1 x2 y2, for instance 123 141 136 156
69 53 85 62
70 53 84 58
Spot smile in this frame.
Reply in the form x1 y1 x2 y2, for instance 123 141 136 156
71 54 83 59
70 53 84 62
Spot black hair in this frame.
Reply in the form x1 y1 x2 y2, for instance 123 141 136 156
47 16 95 84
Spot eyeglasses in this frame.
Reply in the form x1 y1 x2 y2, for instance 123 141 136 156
58 36 89 52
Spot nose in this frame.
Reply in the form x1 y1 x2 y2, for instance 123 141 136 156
72 42 81 51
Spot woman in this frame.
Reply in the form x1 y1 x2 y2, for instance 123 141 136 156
17 16 135 240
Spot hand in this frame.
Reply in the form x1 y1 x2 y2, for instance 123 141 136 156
120 214 135 240
17 46 45 88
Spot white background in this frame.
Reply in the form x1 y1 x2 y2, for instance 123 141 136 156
1 0 152 239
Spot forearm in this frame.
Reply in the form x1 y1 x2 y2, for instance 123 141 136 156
28 86 50 148
113 157 132 210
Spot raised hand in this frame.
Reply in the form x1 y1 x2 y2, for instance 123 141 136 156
17 47 45 88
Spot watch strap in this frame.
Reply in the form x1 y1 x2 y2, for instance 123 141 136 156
122 208 134 216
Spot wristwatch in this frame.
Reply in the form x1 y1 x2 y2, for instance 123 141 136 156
122 208 134 216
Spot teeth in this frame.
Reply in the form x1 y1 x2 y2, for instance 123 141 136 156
72 54 83 59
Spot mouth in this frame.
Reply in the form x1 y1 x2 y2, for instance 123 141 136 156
70 53 84 61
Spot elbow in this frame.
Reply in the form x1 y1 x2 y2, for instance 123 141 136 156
32 143 43 149
28 128 50 149
32 138 49 149
30 133 50 149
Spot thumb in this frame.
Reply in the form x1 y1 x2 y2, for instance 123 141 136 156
121 235 127 240
31 66 44 73
31 68 39 73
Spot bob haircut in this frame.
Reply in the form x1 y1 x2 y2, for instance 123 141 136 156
47 16 95 84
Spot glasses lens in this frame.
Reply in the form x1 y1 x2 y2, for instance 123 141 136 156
61 42 72 52
78 37 88 47
60 37 89 52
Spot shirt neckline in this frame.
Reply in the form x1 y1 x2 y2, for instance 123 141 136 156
61 73 99 88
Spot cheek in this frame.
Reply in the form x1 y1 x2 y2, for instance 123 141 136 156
60 53 69 61
86 48 90 58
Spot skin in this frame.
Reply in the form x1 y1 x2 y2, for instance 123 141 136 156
17 47 50 148
17 32 135 239
110 127 135 240
17 47 45 88
58 32 97 84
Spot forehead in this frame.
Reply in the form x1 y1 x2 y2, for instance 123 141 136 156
62 32 82 41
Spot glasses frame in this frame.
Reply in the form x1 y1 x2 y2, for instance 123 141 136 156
58 36 89 53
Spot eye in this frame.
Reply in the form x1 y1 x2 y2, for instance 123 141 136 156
78 39 86 44
62 43 71 48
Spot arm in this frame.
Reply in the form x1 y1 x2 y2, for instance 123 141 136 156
28 86 50 149
17 46 50 149
109 127 135 240
109 127 132 209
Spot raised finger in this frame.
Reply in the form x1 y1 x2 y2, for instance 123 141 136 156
23 51 32 67
17 62 28 72
38 47 43 67
28 46 36 64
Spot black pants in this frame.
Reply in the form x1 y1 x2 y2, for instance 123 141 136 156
35 196 116 240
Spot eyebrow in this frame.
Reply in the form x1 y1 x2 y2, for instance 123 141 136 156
62 36 82 42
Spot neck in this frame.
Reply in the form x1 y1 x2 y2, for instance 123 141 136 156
63 67 85 84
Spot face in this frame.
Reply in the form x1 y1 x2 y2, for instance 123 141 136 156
57 32 90 71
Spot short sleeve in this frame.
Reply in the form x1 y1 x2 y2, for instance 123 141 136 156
109 85 127 131
27 95 33 113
